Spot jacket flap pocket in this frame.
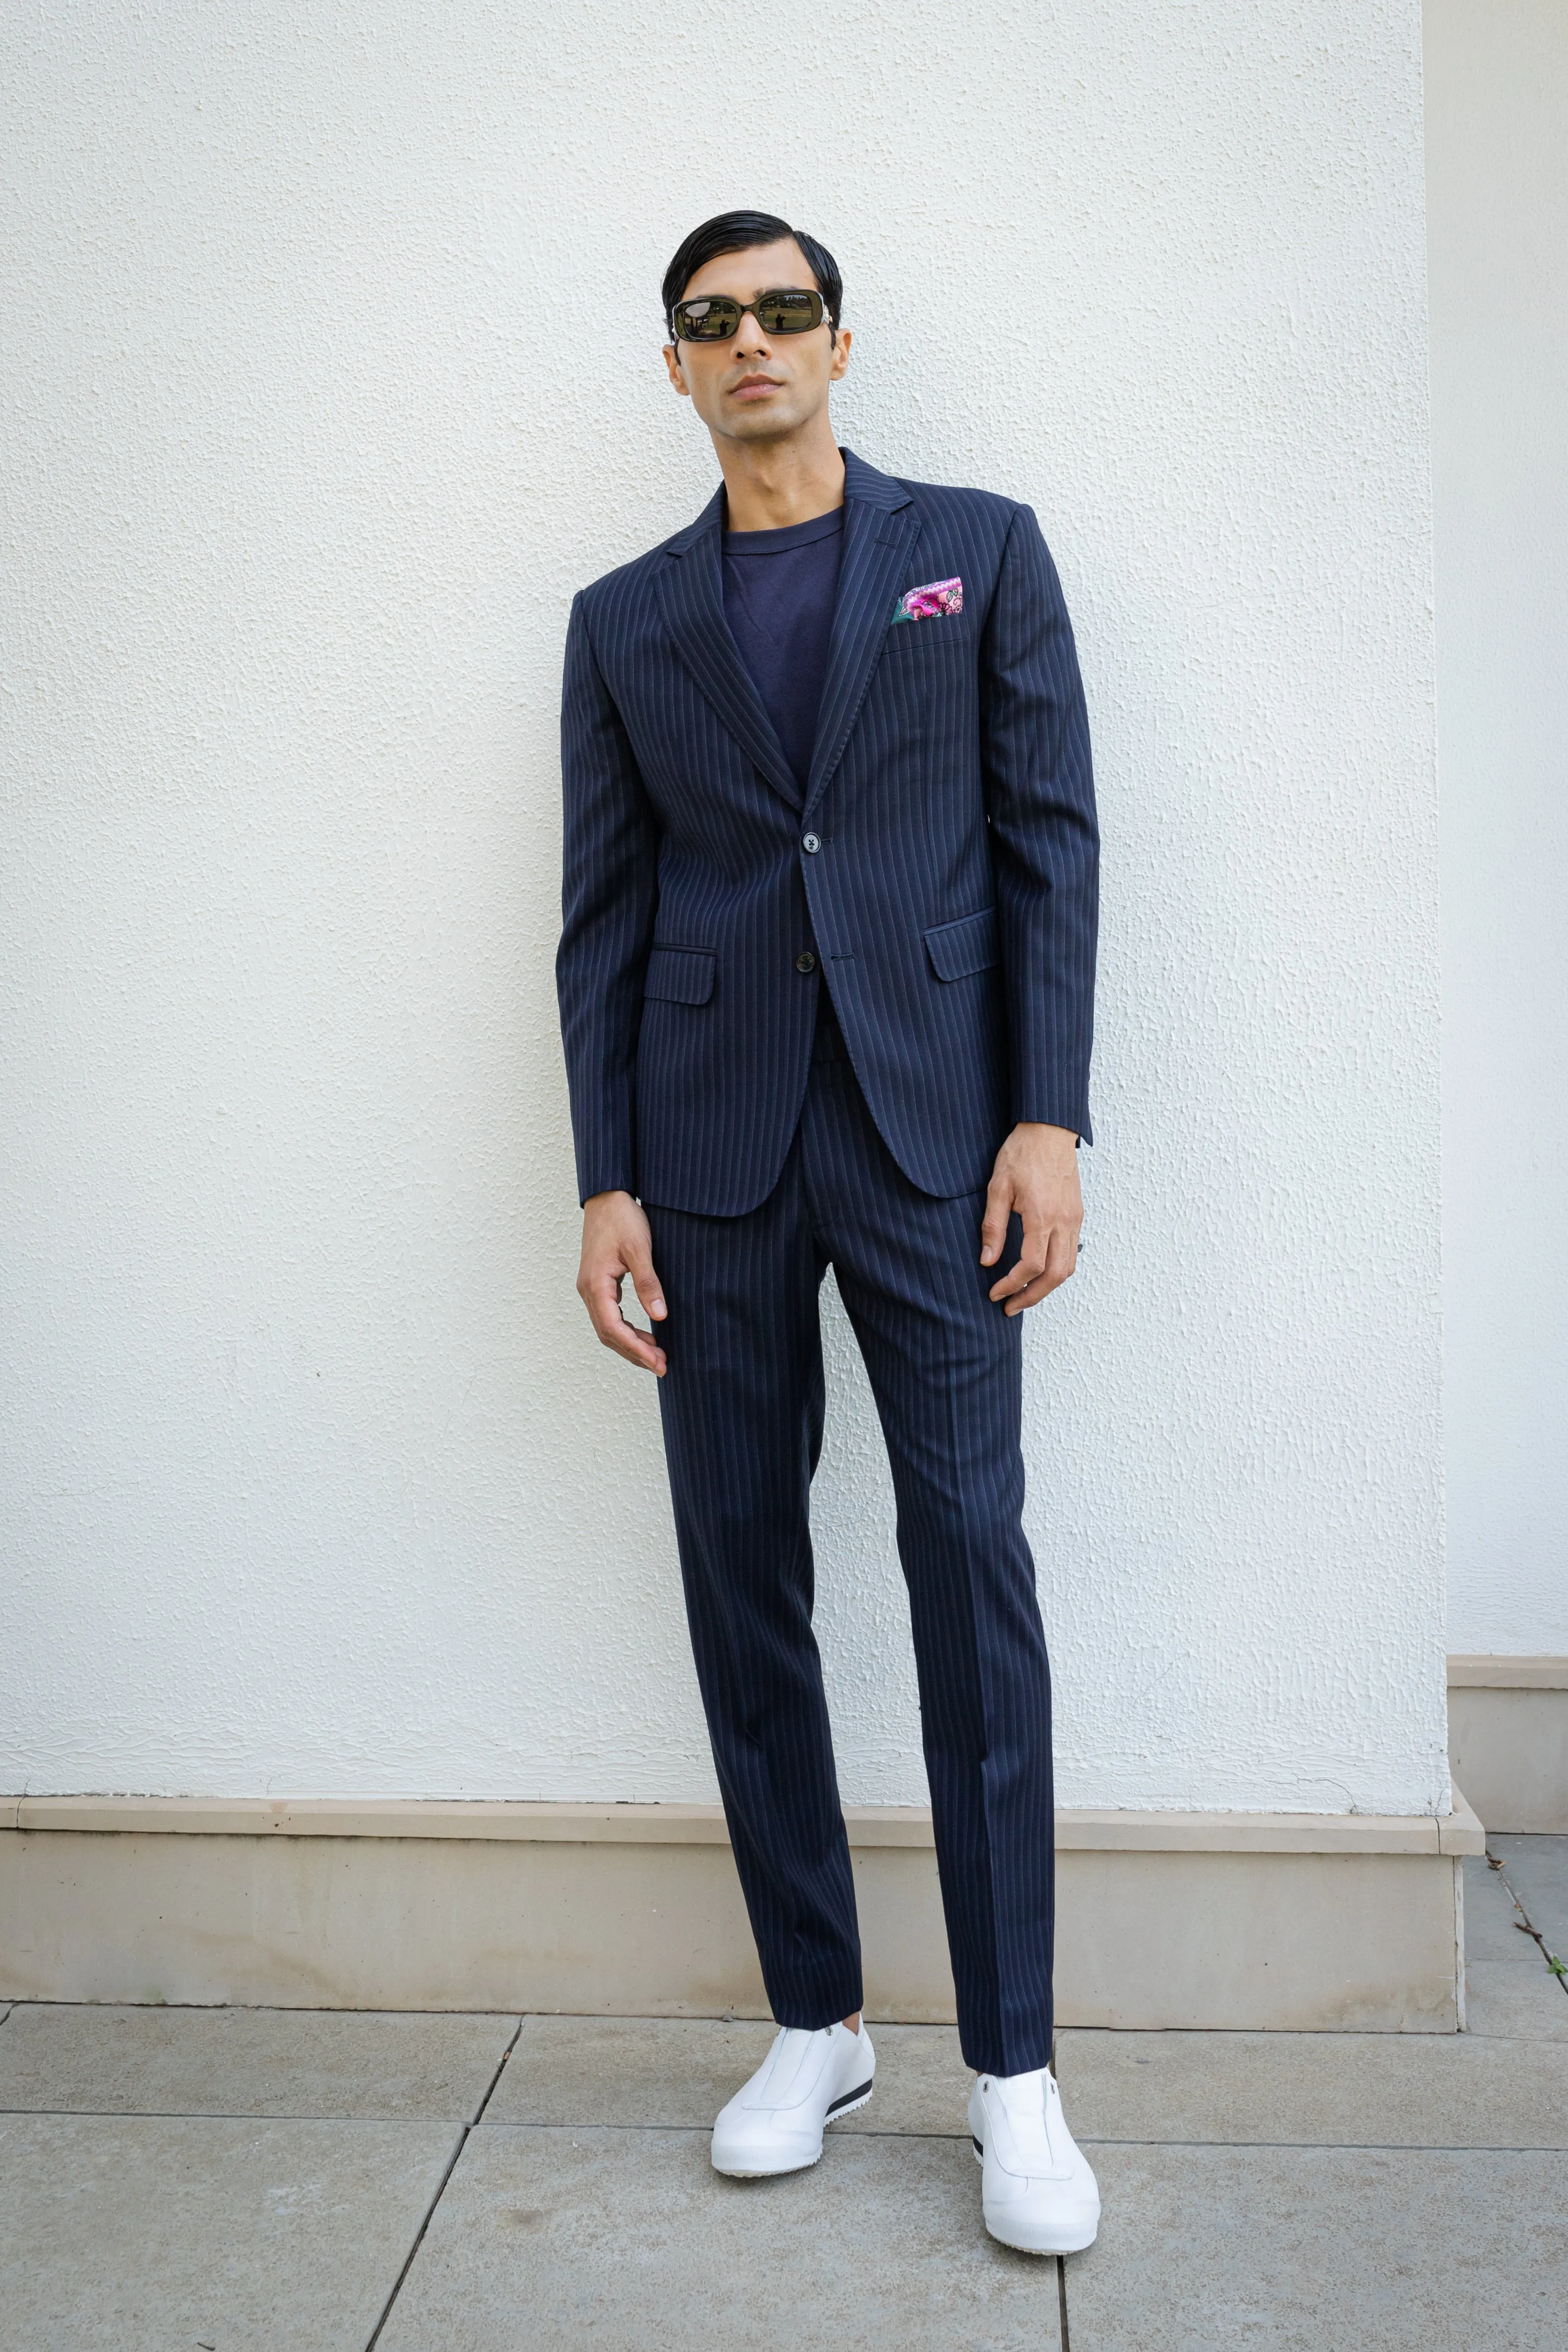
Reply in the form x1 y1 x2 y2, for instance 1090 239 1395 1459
924 906 999 982
643 945 716 1005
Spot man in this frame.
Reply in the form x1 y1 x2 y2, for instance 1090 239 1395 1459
556 210 1099 2256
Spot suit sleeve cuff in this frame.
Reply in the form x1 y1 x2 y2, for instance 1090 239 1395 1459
577 1165 638 1207
1013 1100 1092 1146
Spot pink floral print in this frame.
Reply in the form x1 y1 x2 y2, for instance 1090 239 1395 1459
890 576 963 625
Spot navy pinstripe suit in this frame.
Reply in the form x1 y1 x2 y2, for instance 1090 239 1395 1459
558 449 1097 2073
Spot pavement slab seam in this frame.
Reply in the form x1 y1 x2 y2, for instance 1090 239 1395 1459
1490 1844 1568 1992
467 2019 528 2125
0 2004 531 2022
482 2122 970 2139
1452 2028 1568 2041
365 2013 525 2349
473 2120 1562 2155
1076 2136 1560 2153
0 2116 531 2135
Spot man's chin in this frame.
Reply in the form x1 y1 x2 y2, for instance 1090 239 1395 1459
716 401 808 444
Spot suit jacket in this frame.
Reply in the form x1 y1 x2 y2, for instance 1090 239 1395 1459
557 448 1098 1217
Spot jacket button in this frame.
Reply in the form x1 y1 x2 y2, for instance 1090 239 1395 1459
795 951 817 974
802 832 821 854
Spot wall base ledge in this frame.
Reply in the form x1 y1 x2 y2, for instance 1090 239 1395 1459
1447 1661 1568 1832
1 1791 1476 2032
1 1791 1484 1855
1447 1653 1568 1690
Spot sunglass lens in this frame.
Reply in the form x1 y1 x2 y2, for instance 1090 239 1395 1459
757 291 821 334
678 298 741 340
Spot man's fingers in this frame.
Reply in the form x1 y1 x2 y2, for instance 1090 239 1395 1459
601 1315 667 1372
575 1195 667 1374
585 1266 667 1374
990 1219 1079 1309
625 1244 667 1321
1053 1222 1081 1284
978 1182 1013 1268
988 1242 1048 1302
981 1127 1083 1311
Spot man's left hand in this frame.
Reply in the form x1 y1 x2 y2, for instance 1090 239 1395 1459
980 1123 1082 1314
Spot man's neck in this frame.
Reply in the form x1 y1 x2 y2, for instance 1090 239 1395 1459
714 424 846 534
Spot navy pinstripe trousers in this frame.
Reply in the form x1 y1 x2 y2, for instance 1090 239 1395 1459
647 1004 1054 2078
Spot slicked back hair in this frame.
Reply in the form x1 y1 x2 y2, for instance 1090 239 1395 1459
662 211 843 340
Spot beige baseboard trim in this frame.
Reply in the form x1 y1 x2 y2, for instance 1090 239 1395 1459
0 1792 1477 2032
1447 1662 1568 1833
1448 1654 1568 1690
1 1791 1484 1854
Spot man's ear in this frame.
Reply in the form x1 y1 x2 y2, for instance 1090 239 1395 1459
828 326 852 382
662 343 691 397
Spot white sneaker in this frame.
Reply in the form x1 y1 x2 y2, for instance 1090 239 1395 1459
711 2022 875 2177
968 2065 1100 2253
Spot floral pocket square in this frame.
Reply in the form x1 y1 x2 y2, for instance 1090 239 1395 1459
890 576 963 625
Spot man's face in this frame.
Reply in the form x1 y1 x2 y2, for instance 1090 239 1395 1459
662 236 851 445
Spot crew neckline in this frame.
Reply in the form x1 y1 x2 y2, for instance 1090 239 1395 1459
724 507 845 551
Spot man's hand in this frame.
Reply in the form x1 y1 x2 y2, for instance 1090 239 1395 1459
980 1123 1082 1315
577 1190 668 1375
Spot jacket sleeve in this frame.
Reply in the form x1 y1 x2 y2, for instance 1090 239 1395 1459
556 592 661 1204
979 505 1099 1143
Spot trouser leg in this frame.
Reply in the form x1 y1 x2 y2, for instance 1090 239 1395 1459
645 1138 862 2030
799 1051 1055 2077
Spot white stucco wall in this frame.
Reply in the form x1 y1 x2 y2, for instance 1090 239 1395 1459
2 1 1448 1812
1426 0 1568 1657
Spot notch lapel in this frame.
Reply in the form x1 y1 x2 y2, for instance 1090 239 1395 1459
802 465 920 823
656 493 802 809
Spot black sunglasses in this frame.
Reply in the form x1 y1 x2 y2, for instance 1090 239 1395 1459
669 287 829 343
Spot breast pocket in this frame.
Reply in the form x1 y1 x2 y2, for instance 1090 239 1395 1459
643 945 716 1005
871 624 975 764
882 616 971 660
924 906 998 981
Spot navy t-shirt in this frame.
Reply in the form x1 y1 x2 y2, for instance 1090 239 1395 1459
722 507 844 793
723 505 847 1057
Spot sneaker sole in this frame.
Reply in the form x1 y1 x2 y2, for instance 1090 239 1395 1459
971 2134 1099 2254
826 2076 875 2121
711 2079 875 2178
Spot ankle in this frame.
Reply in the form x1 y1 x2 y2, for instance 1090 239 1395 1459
842 2012 861 2033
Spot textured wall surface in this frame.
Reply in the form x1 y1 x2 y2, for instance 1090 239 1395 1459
1426 0 1568 1656
1 1 1448 1811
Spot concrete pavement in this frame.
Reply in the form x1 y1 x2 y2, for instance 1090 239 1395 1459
2 1842 1563 2349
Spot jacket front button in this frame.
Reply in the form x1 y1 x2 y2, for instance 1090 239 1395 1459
802 832 821 854
795 950 817 974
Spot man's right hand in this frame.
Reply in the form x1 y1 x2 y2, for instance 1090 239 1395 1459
576 1190 668 1376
